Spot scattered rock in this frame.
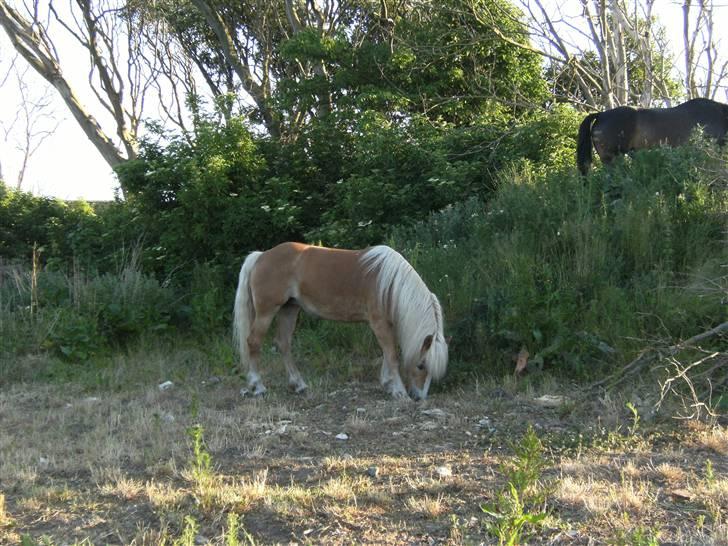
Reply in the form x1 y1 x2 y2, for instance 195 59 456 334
420 420 438 431
161 413 175 423
335 433 349 441
435 465 452 478
366 465 380 478
670 489 693 501
533 395 568 408
477 417 495 433
420 408 447 418
84 397 99 403
240 388 249 397
158 381 174 391
356 407 366 414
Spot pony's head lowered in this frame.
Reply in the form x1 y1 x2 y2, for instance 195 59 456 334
404 293 449 400
361 246 449 400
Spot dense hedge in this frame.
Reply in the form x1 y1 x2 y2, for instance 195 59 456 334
2 110 726 385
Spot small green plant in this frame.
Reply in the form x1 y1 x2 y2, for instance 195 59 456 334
174 515 198 546
481 426 548 545
704 459 715 485
626 401 640 437
610 525 660 546
187 424 212 483
225 513 258 546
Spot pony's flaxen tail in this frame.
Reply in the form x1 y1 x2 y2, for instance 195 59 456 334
233 251 263 367
576 112 599 176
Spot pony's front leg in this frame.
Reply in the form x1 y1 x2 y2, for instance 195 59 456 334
370 316 408 398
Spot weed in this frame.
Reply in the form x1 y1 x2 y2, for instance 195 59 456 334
225 512 257 546
705 459 715 485
610 524 660 546
626 401 640 437
481 426 548 545
174 515 198 546
187 424 212 484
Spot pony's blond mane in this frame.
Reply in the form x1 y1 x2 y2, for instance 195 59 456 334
360 246 448 380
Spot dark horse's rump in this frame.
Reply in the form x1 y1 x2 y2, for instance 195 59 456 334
576 98 728 175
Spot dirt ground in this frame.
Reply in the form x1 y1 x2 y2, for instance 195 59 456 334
1 368 727 545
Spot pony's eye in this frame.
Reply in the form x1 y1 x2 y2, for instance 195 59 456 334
417 363 425 370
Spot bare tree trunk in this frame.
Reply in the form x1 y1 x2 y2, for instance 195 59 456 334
0 1 129 169
608 0 629 105
189 0 281 138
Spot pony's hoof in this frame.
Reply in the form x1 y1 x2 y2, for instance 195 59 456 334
390 389 409 399
251 384 267 396
291 383 307 394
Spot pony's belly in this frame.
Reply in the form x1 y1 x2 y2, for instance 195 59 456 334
293 297 366 322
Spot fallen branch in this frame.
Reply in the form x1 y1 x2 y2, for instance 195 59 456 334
584 321 728 396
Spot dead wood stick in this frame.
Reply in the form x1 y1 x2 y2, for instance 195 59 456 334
585 321 728 394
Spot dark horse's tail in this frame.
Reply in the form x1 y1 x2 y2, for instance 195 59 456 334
576 113 599 176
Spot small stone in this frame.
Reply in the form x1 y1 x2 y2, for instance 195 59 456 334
356 407 366 414
420 408 447 418
335 433 349 441
366 465 380 478
477 417 495 433
158 381 174 391
435 465 452 478
240 388 250 397
670 489 693 501
533 394 567 407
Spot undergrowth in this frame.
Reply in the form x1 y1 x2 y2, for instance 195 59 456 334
2 141 726 392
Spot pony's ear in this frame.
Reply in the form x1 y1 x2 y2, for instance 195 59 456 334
445 335 452 345
422 334 433 352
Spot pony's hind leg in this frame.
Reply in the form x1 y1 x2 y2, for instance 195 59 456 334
246 310 277 396
275 303 307 393
369 315 408 398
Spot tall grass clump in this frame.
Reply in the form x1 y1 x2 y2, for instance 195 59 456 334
391 140 727 379
0 251 182 383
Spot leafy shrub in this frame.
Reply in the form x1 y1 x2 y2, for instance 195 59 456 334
0 182 104 269
391 140 728 378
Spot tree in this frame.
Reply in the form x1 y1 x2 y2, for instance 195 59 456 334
681 0 728 100
0 0 162 171
1 57 60 190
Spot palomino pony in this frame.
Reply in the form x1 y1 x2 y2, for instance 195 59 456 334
577 98 728 175
233 242 448 400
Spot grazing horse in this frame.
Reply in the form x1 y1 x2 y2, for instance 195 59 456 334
577 98 728 175
233 242 448 400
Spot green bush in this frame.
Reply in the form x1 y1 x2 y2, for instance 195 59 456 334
0 182 104 269
391 140 727 378
1 262 180 364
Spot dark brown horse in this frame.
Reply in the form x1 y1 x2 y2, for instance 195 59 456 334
577 98 728 175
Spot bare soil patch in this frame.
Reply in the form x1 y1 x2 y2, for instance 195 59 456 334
1 372 727 545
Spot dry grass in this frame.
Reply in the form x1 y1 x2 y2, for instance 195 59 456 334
1 358 727 545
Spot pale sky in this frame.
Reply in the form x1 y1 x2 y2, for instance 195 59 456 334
0 1 726 202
